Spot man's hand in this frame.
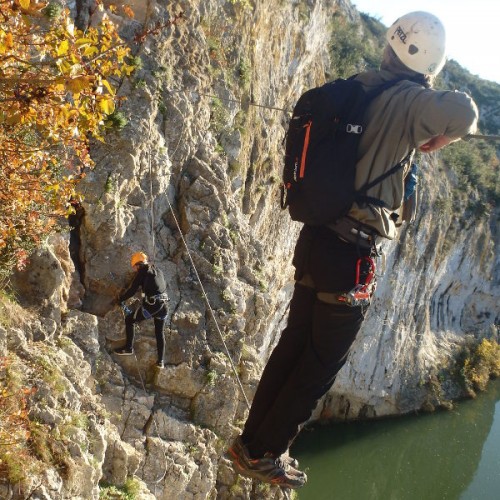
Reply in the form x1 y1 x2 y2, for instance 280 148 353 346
419 135 456 153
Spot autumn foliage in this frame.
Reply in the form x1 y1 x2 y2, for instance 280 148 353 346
0 0 134 278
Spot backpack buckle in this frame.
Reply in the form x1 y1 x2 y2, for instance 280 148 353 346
346 124 363 134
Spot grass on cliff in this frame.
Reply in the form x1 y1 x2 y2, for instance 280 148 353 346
0 293 36 483
439 139 500 211
0 353 41 484
459 338 500 394
99 478 141 499
0 353 71 486
0 290 27 330
422 337 500 411
0 293 83 488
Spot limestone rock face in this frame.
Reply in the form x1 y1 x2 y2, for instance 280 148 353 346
4 0 499 498
10 239 67 323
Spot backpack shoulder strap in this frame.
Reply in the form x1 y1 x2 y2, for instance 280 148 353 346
356 151 414 208
353 77 410 208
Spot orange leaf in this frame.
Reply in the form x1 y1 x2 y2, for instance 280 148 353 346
5 33 13 49
123 5 135 18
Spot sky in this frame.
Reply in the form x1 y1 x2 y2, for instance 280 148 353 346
351 0 500 84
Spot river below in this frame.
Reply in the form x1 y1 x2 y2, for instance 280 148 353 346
291 378 500 500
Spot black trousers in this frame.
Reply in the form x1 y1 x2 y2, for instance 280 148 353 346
241 226 369 458
125 302 167 363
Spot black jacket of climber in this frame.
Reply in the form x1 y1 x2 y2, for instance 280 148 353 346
119 263 167 302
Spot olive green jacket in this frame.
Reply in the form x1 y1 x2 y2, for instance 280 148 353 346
347 69 478 239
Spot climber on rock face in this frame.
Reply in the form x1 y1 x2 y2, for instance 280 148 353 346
114 252 169 368
227 11 478 489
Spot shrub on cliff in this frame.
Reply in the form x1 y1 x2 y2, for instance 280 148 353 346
0 0 135 282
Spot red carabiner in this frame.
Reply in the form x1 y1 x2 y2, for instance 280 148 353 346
355 256 375 288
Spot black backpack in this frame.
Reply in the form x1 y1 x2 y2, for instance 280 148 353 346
280 77 409 225
143 264 166 296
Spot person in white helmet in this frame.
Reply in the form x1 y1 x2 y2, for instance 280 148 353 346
228 11 478 489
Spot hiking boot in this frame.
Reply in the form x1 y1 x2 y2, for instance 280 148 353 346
227 436 307 489
229 436 301 474
114 347 134 356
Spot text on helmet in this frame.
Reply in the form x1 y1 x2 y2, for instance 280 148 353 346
392 26 407 45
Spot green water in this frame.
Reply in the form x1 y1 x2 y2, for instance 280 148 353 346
292 379 500 500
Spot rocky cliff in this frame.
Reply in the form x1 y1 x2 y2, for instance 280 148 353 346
1 0 499 498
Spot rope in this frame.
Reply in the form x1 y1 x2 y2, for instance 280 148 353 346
143 103 251 411
165 195 251 410
465 133 500 141
167 87 288 113
167 89 500 140
116 304 168 492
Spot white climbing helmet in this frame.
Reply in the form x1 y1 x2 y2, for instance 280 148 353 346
386 11 446 76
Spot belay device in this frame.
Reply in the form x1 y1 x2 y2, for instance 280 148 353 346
281 77 406 226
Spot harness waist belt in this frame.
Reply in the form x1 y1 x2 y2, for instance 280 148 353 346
297 275 352 306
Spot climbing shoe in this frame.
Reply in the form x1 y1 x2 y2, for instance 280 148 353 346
156 360 164 368
114 347 134 356
228 436 306 489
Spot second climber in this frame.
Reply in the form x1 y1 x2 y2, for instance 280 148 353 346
114 252 169 368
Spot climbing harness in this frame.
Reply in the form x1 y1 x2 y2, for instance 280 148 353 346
144 292 169 306
338 256 376 307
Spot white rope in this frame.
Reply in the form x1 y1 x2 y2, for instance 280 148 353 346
138 98 250 498
165 196 251 410
147 94 251 410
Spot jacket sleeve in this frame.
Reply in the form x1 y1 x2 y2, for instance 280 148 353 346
119 269 144 302
409 89 478 146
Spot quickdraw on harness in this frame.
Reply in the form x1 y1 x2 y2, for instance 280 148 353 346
338 256 376 307
121 302 133 316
